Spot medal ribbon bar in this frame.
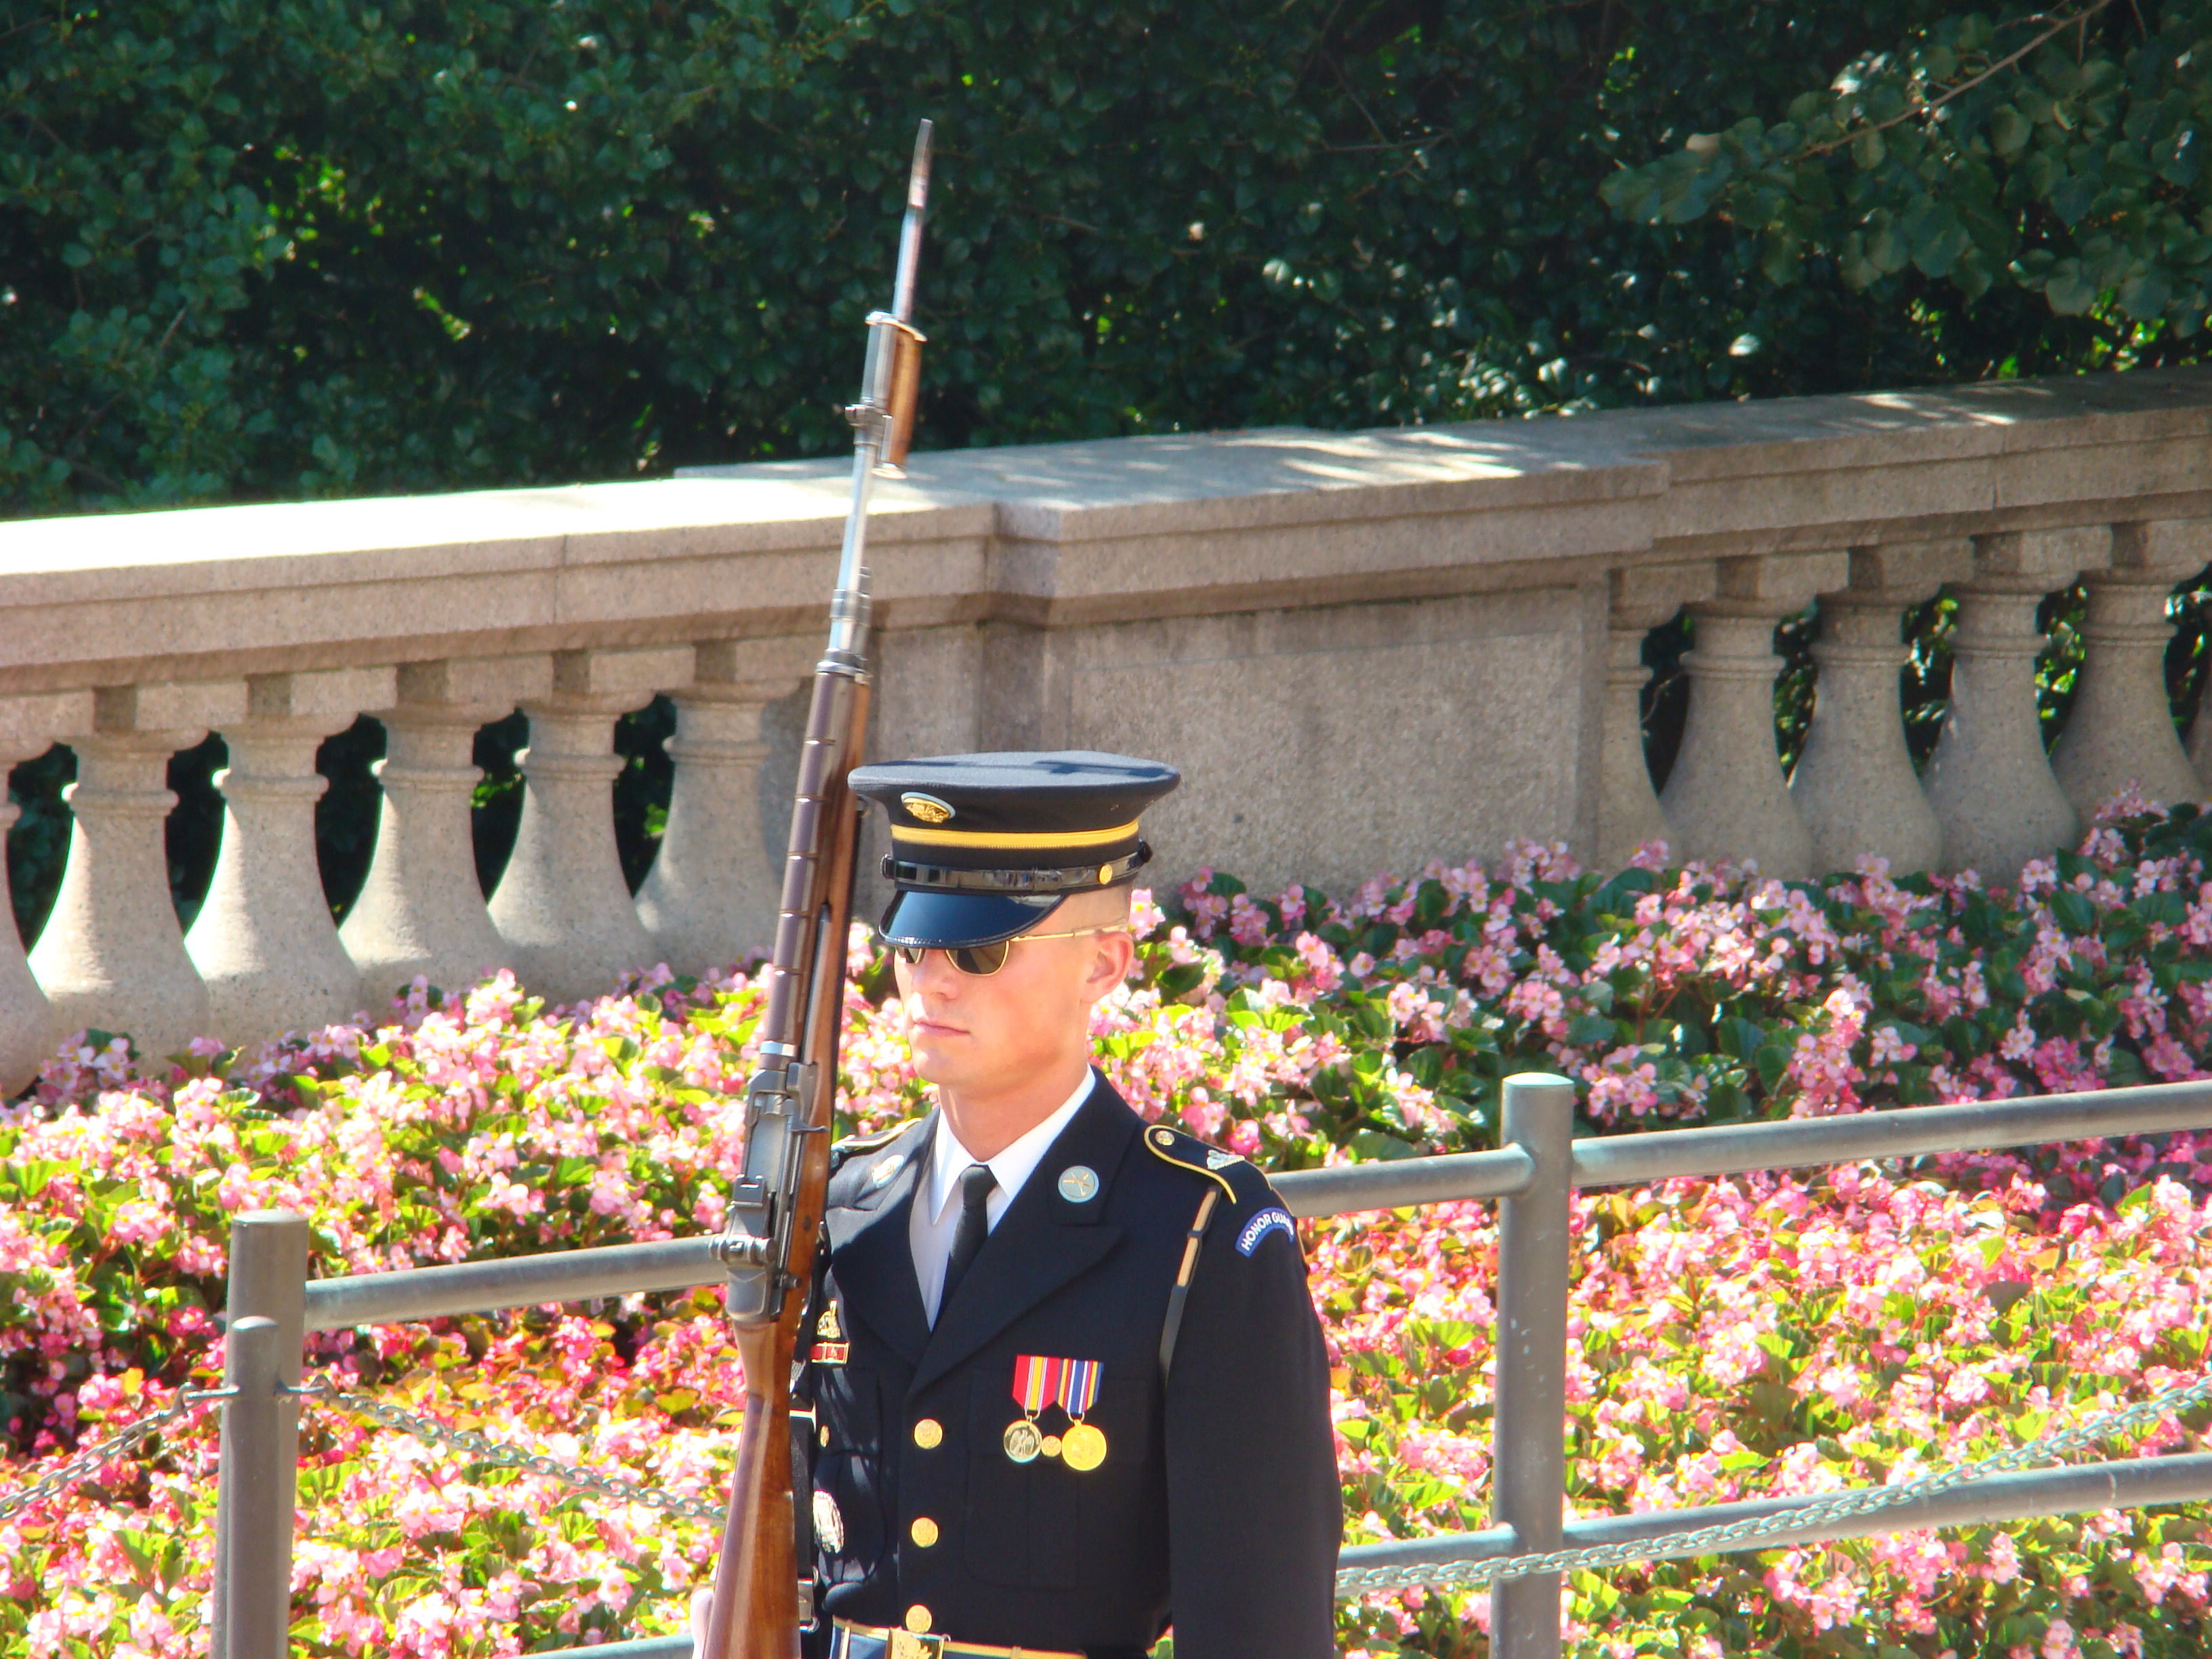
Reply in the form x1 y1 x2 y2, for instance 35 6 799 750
1054 1357 1101 1418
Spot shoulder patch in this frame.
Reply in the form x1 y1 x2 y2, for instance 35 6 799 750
1142 1124 1240 1203
1235 1206 1297 1256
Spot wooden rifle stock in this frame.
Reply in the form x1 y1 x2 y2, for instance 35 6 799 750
702 116 931 1659
703 674 869 1659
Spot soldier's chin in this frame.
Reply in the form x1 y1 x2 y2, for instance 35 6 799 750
906 1033 973 1085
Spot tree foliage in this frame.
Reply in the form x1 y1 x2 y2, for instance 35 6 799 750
9 0 2201 516
1606 1 2212 342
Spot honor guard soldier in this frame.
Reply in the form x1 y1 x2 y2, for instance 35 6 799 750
792 751 1340 1659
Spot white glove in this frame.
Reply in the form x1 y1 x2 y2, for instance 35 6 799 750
688 1586 714 1658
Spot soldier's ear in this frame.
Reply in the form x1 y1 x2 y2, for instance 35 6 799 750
1082 928 1136 1000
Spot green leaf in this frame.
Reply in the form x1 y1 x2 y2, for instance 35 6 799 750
2119 268 2175 318
1753 1044 1793 1091
1988 104 2030 157
2049 889 2097 935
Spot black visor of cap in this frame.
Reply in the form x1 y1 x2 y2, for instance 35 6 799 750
877 888 1069 951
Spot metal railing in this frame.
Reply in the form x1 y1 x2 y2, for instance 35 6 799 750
190 1074 2212 1659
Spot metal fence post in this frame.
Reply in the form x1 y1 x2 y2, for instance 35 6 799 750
1490 1073 1576 1659
212 1210 309 1659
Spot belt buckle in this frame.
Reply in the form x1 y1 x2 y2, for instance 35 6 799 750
889 1635 947 1659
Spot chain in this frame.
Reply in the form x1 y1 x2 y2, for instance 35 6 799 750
0 1388 229 1528
1335 1366 2212 1597
295 1376 727 1523
18 1367 2204 1603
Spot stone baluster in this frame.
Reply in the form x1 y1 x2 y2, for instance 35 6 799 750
28 680 247 1061
489 645 695 1003
1593 564 1715 869
1923 527 2107 884
1789 539 1972 876
2051 519 2209 819
341 654 554 1008
185 668 397 1045
1658 551 1848 879
0 692 96 1094
635 641 798 976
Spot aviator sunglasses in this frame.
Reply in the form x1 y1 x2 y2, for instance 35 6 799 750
893 925 1129 978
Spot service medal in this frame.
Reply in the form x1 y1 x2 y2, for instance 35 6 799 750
1059 1420 1107 1471
1002 1418 1043 1462
1009 1353 1107 1469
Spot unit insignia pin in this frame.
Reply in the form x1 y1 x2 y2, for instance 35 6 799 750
812 1489 846 1554
1057 1164 1099 1203
810 1298 849 1365
1205 1149 1240 1170
872 1156 902 1188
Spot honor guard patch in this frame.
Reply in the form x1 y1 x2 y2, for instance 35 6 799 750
1236 1207 1296 1256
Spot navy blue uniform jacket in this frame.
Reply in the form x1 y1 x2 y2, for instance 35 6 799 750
801 1071 1341 1658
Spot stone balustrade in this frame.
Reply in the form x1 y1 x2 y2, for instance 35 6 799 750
7 367 2212 1087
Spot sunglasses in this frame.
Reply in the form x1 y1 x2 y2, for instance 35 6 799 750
893 925 1128 978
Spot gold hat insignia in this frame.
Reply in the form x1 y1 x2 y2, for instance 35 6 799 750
901 792 955 825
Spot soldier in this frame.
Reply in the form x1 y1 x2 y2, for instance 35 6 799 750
703 749 1340 1659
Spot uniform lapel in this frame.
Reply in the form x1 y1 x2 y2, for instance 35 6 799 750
825 1114 934 1366
907 1076 1137 1398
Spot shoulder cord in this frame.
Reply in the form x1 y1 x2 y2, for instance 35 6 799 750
1157 1188 1222 1383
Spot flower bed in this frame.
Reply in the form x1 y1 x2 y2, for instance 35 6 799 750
5 810 2212 1656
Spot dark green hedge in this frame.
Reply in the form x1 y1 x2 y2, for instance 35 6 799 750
3 0 2185 516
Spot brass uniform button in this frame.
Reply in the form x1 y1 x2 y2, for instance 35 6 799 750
905 1605 933 1634
912 1418 943 1449
909 1516 940 1548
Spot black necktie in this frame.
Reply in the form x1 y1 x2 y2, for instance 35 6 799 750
939 1162 998 1315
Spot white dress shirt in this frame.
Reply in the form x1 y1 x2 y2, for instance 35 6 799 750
909 1071 1094 1324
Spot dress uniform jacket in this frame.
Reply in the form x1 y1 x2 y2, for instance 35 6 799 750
801 1071 1341 1658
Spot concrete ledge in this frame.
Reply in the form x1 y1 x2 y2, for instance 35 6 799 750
5 369 2211 697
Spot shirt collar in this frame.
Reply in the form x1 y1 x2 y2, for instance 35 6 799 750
926 1069 1096 1223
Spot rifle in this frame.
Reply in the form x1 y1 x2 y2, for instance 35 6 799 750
701 118 935 1659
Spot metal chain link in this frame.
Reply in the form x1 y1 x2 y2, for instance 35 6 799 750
21 1368 2198 1605
1336 1366 2212 1597
295 1375 727 1523
0 1388 228 1527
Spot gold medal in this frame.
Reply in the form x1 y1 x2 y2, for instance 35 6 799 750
1060 1420 1107 1471
1002 1418 1042 1463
